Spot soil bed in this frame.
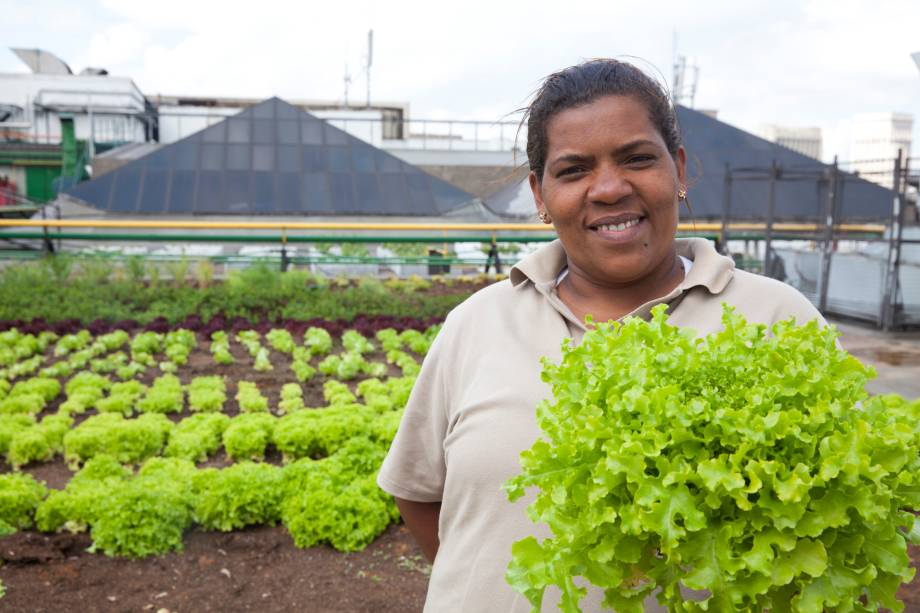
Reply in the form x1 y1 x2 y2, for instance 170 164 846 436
0 524 429 613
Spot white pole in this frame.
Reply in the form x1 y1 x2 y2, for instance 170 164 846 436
366 29 373 108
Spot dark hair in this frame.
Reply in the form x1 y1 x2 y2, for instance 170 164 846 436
524 59 682 179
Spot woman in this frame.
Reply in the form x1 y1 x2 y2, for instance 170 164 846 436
377 59 823 612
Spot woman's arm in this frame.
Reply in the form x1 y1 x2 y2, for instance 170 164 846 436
395 497 441 563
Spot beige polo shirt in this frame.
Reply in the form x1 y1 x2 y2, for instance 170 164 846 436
377 238 824 612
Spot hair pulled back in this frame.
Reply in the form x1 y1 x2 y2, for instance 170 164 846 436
525 59 682 180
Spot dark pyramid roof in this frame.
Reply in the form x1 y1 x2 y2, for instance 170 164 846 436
675 106 893 222
486 106 894 223
66 97 475 216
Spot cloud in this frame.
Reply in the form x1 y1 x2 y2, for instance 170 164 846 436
75 22 151 73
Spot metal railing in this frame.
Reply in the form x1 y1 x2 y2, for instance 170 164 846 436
152 111 524 153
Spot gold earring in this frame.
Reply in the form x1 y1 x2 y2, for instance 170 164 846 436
538 211 551 224
678 188 687 200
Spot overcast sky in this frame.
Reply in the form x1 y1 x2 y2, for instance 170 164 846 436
2 0 918 162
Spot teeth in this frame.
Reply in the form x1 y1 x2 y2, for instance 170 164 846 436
598 218 640 232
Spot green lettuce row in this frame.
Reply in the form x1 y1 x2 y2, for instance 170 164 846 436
26 436 396 557
4 371 412 469
506 304 920 613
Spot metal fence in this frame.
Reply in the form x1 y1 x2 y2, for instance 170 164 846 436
723 152 919 329
153 110 524 153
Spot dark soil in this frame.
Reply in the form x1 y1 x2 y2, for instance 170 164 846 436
0 524 430 612
1 533 917 611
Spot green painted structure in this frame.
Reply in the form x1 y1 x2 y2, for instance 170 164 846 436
0 115 91 204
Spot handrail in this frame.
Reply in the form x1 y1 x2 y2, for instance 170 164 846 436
0 219 889 233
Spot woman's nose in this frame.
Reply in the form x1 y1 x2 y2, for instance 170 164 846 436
585 165 633 205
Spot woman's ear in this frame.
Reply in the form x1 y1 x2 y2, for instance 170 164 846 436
528 171 545 217
675 147 687 187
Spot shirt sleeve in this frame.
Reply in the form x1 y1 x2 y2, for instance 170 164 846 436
376 317 454 503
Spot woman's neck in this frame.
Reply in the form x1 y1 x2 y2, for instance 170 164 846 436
558 249 685 324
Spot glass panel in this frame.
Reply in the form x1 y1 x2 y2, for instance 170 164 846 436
253 119 274 144
253 145 275 171
173 143 199 170
301 120 323 144
145 148 171 171
71 170 114 211
354 174 379 212
302 172 332 212
201 121 226 143
328 172 355 211
431 177 468 212
168 171 196 213
277 101 299 120
224 172 251 213
378 174 409 212
227 144 251 171
253 101 275 119
278 120 299 145
251 172 275 213
277 172 301 212
406 173 431 210
351 146 376 173
137 169 167 213
375 150 402 173
325 147 351 172
277 145 300 173
201 144 224 171
195 171 223 213
324 123 348 145
301 145 324 171
227 119 250 143
110 164 142 213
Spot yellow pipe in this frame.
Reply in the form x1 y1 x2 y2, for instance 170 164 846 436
0 219 887 233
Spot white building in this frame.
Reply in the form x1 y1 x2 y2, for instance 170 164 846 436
848 112 913 189
759 124 822 159
0 48 149 147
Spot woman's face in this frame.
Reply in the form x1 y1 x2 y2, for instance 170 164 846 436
530 94 686 287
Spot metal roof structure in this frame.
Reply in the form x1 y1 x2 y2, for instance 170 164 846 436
486 105 896 223
64 97 476 217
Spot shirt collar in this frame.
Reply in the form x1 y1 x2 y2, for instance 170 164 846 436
510 237 734 295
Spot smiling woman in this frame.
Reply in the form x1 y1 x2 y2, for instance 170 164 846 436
376 59 825 613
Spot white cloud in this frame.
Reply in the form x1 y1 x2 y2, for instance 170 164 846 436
75 22 151 73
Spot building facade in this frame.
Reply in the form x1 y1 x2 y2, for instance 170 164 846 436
759 124 823 160
848 112 914 189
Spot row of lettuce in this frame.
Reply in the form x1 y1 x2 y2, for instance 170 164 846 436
0 376 411 469
0 324 437 384
2 438 398 557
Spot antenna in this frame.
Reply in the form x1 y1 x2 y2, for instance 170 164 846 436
672 55 700 108
365 29 373 108
670 33 700 108
343 63 352 107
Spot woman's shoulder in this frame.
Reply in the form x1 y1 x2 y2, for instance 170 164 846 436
719 268 825 326
442 278 517 327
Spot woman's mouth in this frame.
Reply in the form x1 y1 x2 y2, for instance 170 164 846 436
595 218 641 232
589 216 646 242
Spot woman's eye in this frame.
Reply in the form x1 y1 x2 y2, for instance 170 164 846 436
558 166 585 177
